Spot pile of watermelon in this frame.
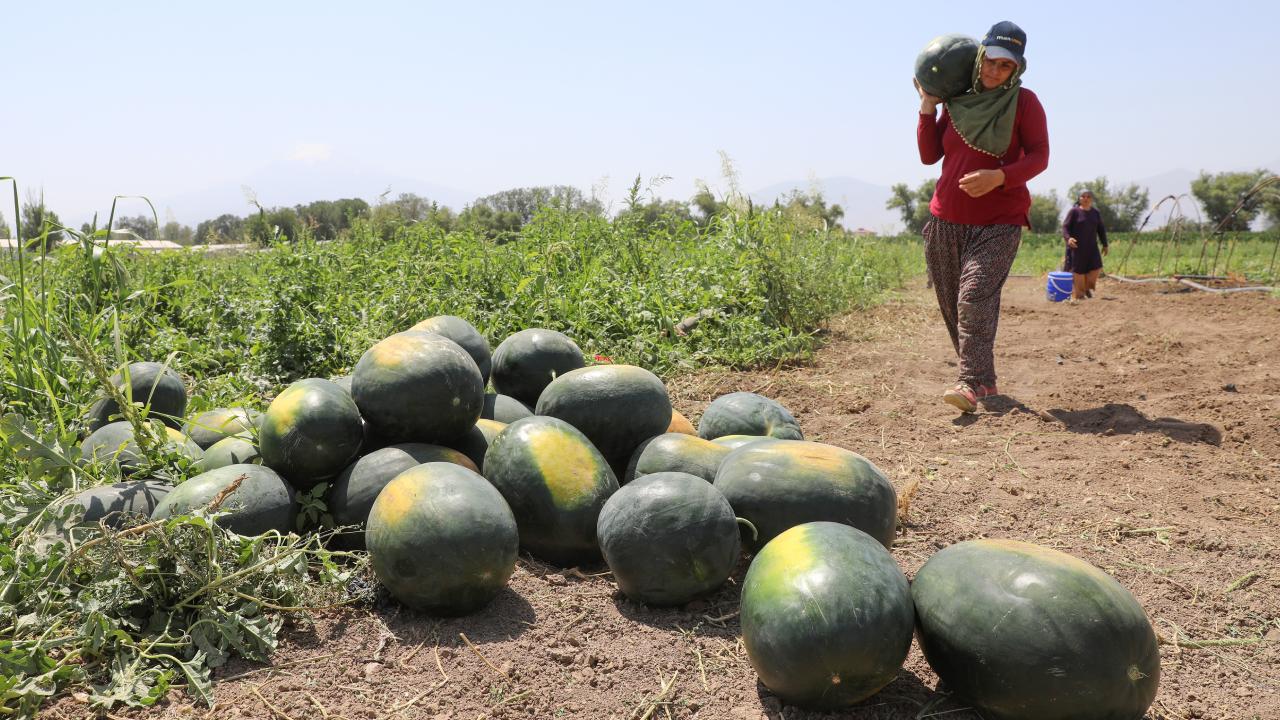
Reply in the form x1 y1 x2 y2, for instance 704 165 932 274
67 318 1160 717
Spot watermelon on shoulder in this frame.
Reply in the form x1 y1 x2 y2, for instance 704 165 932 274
914 33 979 100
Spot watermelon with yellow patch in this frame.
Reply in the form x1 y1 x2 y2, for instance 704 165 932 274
490 328 584 407
447 418 507 472
535 364 672 461
713 439 896 551
698 392 802 441
912 539 1160 720
667 409 696 435
328 443 479 550
741 522 914 710
410 315 492 384
151 464 297 536
597 472 741 606
194 435 261 472
624 433 731 483
710 434 766 450
482 416 618 565
367 462 518 615
352 331 485 444
86 361 187 431
259 378 363 490
182 407 261 449
81 421 203 474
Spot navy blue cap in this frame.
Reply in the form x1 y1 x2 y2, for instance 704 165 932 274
983 21 1027 64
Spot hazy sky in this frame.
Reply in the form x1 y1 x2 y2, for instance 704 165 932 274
8 1 1278 226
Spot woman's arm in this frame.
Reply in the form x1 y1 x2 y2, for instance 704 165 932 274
918 107 946 165
1096 211 1109 249
999 91 1049 188
1062 208 1074 240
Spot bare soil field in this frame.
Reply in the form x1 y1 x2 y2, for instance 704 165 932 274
50 276 1280 720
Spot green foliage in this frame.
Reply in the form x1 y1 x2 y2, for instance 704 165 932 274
773 190 845 231
0 416 355 715
459 185 603 240
193 214 245 245
885 179 936 234
0 210 10 239
160 221 195 246
113 215 158 240
1027 191 1062 233
294 198 370 241
0 201 920 712
1190 169 1272 231
1066 177 1149 232
20 194 62 252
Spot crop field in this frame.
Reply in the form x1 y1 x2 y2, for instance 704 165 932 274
1 209 1277 719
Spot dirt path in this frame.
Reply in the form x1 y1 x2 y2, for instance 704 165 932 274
74 277 1279 720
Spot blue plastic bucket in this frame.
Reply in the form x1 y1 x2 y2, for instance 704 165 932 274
1046 271 1073 302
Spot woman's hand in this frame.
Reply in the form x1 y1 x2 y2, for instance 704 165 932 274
1102 245 1109 255
1067 237 1079 249
958 169 1005 197
914 78 942 115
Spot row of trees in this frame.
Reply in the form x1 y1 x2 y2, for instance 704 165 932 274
3 181 846 249
887 169 1280 234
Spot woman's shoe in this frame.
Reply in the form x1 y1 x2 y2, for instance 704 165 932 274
943 383 999 414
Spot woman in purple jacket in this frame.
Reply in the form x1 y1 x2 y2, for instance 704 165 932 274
1062 189 1108 299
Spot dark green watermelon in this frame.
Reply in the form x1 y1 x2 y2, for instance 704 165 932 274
352 331 484 444
259 378 364 490
328 443 478 550
151 464 297 536
535 364 672 461
597 472 740 606
87 362 187 431
81 421 204 474
64 480 174 528
624 433 731 483
482 393 533 423
446 419 507 472
194 435 261 472
713 439 896 551
367 462 518 615
490 328 584 407
410 315 492 384
741 522 914 709
482 416 618 565
697 392 802 441
911 539 1160 720
914 33 979 100
182 407 261 449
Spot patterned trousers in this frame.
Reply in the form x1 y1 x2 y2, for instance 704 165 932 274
922 216 1022 388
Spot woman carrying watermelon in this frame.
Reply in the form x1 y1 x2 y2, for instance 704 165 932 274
915 21 1049 413
1063 189 1109 299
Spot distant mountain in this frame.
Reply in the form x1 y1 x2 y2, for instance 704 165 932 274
750 176 901 234
152 159 476 226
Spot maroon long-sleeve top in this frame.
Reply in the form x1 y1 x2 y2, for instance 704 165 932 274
917 88 1050 227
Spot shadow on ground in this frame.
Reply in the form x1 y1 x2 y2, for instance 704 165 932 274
756 671 982 720
1047 403 1221 444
